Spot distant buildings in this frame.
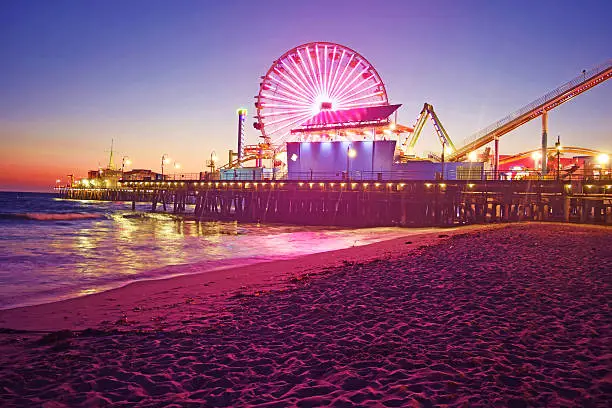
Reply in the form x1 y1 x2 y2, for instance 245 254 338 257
122 169 163 181
73 168 164 188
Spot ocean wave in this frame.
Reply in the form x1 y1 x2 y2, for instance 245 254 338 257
0 212 107 221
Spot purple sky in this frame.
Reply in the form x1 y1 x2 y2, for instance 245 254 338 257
1 0 611 191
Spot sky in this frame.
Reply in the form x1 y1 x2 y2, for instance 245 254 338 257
1 0 611 192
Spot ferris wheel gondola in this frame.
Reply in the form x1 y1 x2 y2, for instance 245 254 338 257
254 42 389 147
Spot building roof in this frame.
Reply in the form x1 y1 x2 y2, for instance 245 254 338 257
292 104 402 133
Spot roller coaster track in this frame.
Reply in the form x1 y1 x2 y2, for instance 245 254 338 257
449 59 612 161
498 146 606 165
219 154 260 170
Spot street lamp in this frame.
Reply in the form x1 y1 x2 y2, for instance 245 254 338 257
209 151 218 173
531 151 542 174
172 162 181 180
597 153 610 180
121 156 131 177
161 154 170 177
440 140 446 180
555 136 562 180
347 145 357 180
440 141 453 180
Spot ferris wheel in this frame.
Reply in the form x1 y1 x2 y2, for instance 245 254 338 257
254 42 389 146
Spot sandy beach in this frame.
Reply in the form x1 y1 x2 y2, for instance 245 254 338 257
1 222 610 407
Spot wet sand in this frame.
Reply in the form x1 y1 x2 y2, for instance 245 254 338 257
1 223 610 407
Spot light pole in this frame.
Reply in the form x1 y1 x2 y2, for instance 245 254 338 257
173 162 181 180
161 154 170 177
441 140 446 180
121 156 131 178
555 136 562 180
597 153 610 180
531 151 542 176
210 151 217 173
347 145 356 181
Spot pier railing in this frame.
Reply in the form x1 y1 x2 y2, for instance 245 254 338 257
122 173 202 181
63 169 609 191
116 169 611 183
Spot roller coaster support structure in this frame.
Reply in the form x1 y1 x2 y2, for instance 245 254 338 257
541 111 548 175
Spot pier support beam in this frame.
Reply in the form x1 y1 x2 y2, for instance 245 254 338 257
563 197 571 222
541 111 548 175
494 136 499 178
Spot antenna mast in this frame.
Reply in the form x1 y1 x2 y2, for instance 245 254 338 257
107 139 115 170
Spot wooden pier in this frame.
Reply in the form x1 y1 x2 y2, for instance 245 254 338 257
57 178 612 227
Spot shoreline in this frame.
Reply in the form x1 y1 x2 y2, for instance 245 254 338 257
0 223 505 332
0 211 443 313
0 254 289 312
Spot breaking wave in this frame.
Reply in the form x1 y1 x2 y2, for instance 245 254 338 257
0 212 107 221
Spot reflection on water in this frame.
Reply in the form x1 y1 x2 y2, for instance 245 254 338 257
0 196 437 309
77 288 100 296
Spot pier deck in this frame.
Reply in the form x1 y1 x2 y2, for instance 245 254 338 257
58 178 612 227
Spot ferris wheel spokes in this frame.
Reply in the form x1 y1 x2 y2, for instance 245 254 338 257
335 80 381 106
330 56 363 102
328 49 346 98
283 58 317 100
269 113 314 143
268 71 314 103
261 79 311 103
274 61 318 101
298 47 321 96
331 65 370 102
264 110 313 129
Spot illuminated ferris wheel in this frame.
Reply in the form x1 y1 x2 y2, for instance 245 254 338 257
254 42 389 146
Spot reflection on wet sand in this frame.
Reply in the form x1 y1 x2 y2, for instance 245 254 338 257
2 208 436 309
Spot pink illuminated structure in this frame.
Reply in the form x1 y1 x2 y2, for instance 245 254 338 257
294 104 402 133
254 42 389 147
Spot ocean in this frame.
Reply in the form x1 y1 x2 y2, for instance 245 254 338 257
0 192 434 310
